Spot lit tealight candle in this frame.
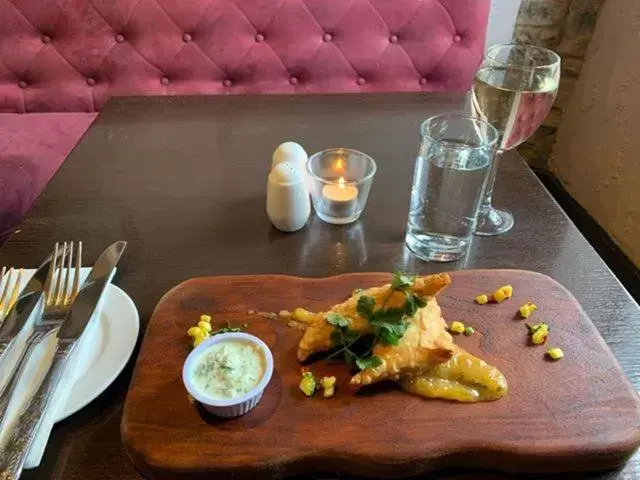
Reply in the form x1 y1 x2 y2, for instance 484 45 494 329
321 177 358 219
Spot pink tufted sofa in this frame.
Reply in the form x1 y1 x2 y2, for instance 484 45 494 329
0 0 490 236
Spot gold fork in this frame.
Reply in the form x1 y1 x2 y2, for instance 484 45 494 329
0 242 82 427
0 267 24 323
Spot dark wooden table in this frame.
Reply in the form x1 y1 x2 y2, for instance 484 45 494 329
1 94 638 480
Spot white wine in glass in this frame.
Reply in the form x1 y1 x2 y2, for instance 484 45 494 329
472 44 560 236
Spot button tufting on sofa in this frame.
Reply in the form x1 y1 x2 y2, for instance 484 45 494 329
160 77 170 86
223 79 232 87
357 77 366 86
419 77 428 86
86 77 96 86
18 80 27 89
289 76 299 85
0 0 490 113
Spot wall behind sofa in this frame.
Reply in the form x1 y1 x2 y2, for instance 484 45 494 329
513 0 606 168
552 0 640 267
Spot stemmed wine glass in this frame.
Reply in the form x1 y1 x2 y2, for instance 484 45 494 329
472 44 561 235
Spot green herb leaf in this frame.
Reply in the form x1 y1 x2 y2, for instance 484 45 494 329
212 326 242 335
212 321 244 336
326 312 350 328
344 350 357 365
357 295 376 319
391 272 415 291
377 322 407 346
404 293 427 316
330 330 343 347
356 355 383 371
370 306 406 325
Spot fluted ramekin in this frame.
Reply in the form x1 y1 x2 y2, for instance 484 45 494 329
182 332 273 418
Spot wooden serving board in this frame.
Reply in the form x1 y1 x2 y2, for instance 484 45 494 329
122 271 640 479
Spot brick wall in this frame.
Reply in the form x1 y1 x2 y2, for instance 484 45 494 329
513 0 605 169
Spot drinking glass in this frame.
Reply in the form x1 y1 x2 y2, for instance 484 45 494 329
307 148 377 225
405 114 499 262
472 44 561 236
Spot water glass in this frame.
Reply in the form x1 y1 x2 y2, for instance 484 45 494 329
405 114 499 262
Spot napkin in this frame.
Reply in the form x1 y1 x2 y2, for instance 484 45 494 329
0 268 112 468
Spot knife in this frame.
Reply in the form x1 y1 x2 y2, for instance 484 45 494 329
0 250 63 361
0 241 126 480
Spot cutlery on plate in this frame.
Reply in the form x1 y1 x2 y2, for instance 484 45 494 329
0 268 23 324
0 252 61 360
0 241 126 480
0 242 82 428
0 247 65 372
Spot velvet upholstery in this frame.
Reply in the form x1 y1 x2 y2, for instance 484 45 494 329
1 0 490 112
0 0 490 235
0 113 97 238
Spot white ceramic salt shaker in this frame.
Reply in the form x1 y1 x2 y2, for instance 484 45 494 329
272 141 308 173
267 162 310 232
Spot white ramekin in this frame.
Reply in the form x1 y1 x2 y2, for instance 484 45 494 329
182 332 274 418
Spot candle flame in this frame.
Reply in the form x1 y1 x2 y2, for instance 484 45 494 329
338 176 346 189
334 157 345 172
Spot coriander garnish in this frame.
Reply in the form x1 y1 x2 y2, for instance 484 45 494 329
327 272 426 370
211 321 244 336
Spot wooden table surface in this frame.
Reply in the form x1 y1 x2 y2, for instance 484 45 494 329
1 94 638 480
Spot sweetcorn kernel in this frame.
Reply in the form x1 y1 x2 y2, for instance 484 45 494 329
197 321 212 332
200 314 212 323
531 328 548 345
493 288 508 303
547 348 564 360
501 285 514 298
450 321 465 334
475 294 489 305
527 322 550 345
299 371 316 397
187 326 202 338
519 302 537 319
192 333 208 348
320 376 337 398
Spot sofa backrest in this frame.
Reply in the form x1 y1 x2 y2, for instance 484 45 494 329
0 0 490 113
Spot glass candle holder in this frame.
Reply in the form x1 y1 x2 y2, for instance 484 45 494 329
307 148 377 225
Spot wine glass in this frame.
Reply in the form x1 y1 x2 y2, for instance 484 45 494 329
471 44 561 236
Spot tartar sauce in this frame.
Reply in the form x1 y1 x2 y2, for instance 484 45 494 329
191 340 265 399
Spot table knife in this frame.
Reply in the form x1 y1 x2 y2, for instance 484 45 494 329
0 251 61 362
0 241 126 480
0 250 67 429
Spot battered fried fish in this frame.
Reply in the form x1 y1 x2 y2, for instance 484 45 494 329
295 274 451 362
349 297 455 386
292 273 508 403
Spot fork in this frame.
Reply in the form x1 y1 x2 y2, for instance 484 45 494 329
0 267 24 325
0 242 82 427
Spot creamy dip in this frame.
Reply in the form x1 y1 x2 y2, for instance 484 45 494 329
191 340 265 400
